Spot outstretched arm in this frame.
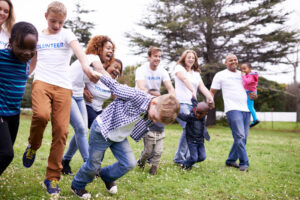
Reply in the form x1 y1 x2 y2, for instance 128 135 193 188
69 40 99 83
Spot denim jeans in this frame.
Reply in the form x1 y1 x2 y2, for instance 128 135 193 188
183 142 206 168
72 121 136 189
226 110 250 167
63 97 89 162
173 103 193 164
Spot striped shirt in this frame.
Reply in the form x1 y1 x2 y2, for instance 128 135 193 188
0 49 29 116
95 75 154 142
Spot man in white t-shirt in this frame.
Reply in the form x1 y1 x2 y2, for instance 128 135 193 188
135 46 175 175
210 54 256 172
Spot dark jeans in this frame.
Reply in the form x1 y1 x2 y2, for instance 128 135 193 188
183 142 206 168
0 114 20 175
86 105 102 129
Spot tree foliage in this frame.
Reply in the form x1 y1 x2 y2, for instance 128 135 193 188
63 1 95 47
126 0 299 124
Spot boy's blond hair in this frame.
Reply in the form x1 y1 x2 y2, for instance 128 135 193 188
156 94 180 124
148 46 161 57
47 1 67 17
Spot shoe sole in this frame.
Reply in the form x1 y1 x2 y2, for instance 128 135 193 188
71 187 91 199
108 185 118 194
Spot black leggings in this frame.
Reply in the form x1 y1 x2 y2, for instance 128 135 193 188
0 114 20 175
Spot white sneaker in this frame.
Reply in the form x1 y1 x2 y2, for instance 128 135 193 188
108 185 118 194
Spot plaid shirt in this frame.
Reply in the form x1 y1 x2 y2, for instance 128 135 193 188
95 75 154 142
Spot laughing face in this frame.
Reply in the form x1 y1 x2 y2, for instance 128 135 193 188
100 41 114 64
0 0 9 26
184 52 196 69
106 60 122 79
225 54 238 72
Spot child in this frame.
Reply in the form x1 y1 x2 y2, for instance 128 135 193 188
22 1 99 196
178 98 210 170
71 74 180 199
0 22 38 175
137 89 166 175
240 63 259 127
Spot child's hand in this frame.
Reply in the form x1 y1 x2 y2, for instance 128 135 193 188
248 92 258 100
85 67 100 83
83 87 93 103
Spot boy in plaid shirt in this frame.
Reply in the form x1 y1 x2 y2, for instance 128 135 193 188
71 74 180 199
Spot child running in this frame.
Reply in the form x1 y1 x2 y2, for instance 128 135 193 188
22 1 98 197
240 63 259 127
0 22 38 175
71 73 180 199
178 98 210 170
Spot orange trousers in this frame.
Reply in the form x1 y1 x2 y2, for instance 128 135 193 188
29 80 72 181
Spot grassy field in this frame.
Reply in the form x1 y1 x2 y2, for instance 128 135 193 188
0 114 300 200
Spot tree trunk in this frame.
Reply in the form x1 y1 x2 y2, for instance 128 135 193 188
206 108 216 126
297 84 300 122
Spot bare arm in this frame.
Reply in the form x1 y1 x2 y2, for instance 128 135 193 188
91 60 110 77
198 81 214 108
163 80 175 96
210 88 218 98
175 71 197 98
69 40 99 83
29 53 37 75
136 80 148 93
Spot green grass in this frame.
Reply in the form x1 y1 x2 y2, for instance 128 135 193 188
1 115 300 200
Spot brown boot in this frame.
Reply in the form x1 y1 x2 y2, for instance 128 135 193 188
149 165 158 175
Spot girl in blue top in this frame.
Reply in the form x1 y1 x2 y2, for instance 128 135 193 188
0 21 38 175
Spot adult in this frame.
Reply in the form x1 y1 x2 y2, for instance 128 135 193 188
0 0 15 49
173 49 214 164
62 36 117 175
210 54 255 172
135 46 175 175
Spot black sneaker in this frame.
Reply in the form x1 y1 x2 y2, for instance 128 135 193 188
71 185 91 199
250 120 260 128
226 162 239 168
137 159 145 169
100 174 117 194
239 166 249 172
62 159 73 175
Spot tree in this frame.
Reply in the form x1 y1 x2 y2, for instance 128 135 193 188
280 42 300 121
126 0 299 125
63 1 95 47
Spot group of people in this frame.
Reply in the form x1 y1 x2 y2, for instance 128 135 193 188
0 0 260 199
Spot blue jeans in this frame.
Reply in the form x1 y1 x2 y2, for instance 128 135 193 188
63 97 89 162
246 91 257 122
173 103 193 164
183 142 206 168
72 121 136 189
226 110 250 167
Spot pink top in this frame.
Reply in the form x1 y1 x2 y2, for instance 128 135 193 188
242 72 258 92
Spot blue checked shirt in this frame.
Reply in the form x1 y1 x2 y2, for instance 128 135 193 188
95 75 154 142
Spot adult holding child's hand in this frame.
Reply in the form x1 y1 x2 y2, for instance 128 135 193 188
173 50 214 165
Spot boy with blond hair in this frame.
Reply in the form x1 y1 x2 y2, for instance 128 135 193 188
22 1 99 196
71 73 180 199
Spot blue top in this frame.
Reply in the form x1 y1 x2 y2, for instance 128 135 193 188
148 122 164 132
95 75 154 142
0 49 29 116
177 98 210 144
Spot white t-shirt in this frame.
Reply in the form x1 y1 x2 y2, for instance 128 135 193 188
85 78 112 112
0 29 9 49
69 54 100 97
135 62 171 91
34 28 77 89
174 64 203 105
211 69 249 113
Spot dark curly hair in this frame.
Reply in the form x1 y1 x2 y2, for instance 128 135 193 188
9 21 38 48
85 35 115 67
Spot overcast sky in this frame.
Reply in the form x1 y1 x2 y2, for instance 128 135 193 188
12 0 300 84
